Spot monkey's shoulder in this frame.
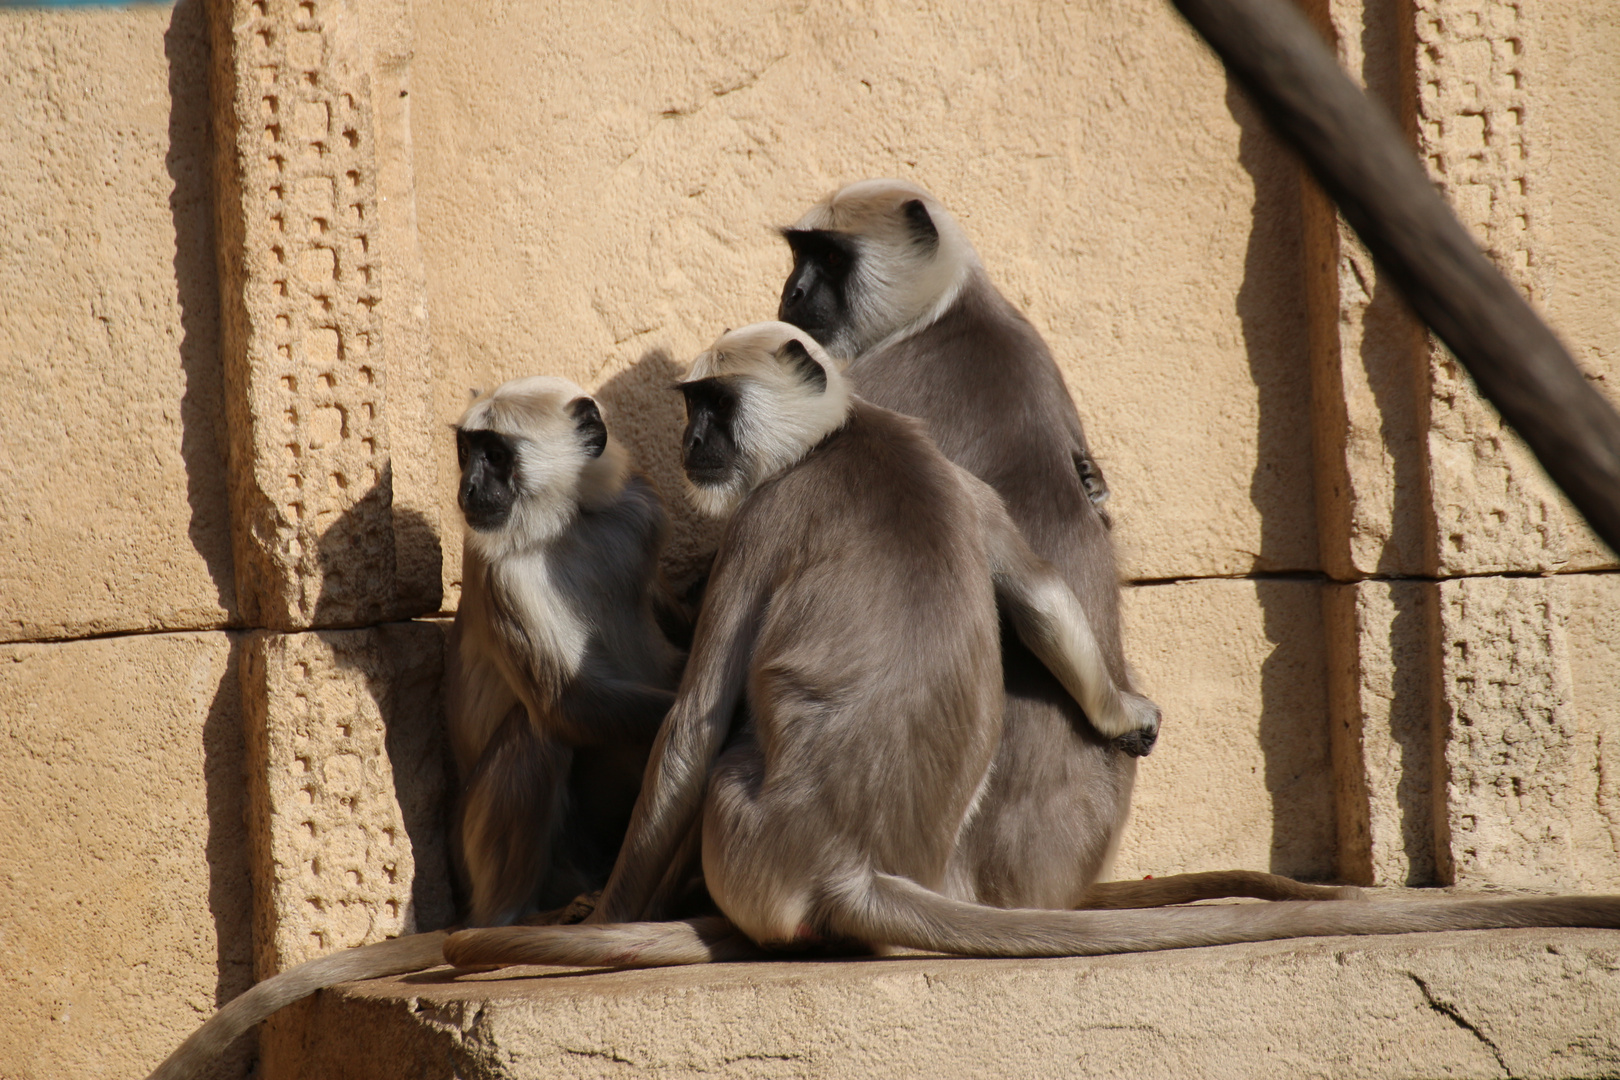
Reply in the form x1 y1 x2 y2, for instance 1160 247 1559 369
722 401 979 574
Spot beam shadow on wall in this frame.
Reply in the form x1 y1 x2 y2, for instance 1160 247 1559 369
166 0 238 621
1229 77 1339 880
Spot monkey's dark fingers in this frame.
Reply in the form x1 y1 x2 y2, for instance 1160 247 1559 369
519 890 602 926
1075 870 1362 910
1112 729 1157 757
445 916 760 969
145 930 449 1080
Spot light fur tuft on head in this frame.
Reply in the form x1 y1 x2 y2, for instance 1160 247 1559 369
456 374 629 558
682 322 850 517
789 178 981 358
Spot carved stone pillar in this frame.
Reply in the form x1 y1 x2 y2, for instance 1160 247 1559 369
205 0 452 1072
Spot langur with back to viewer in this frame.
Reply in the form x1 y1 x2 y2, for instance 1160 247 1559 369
776 178 1361 910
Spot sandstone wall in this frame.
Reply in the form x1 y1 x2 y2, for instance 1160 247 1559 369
1 0 1618 1076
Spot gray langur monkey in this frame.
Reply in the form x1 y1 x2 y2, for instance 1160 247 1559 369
774 178 1176 909
448 375 684 927
146 376 683 1080
439 323 1620 970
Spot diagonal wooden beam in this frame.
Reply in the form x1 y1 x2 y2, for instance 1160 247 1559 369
1171 0 1620 556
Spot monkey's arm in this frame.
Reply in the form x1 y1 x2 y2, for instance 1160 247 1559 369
588 552 767 923
973 480 1159 742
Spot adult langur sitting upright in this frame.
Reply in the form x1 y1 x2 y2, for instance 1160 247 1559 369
146 376 685 1080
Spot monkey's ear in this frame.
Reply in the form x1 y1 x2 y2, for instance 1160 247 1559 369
775 338 827 392
570 397 608 458
901 199 939 253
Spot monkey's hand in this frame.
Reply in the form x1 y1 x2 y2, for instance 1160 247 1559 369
1102 690 1160 753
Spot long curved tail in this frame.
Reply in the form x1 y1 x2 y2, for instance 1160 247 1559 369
145 930 449 1080
444 916 761 968
841 874 1620 957
1074 870 1361 909
445 881 1620 971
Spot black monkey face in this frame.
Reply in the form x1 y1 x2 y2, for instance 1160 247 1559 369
456 427 520 531
777 229 857 344
678 377 741 488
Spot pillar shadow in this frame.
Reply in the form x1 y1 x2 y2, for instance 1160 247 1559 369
202 633 257 1078
1227 78 1338 880
167 5 259 1074
167 0 238 619
1356 2 1440 887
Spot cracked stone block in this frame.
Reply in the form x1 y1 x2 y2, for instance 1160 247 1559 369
1325 580 1439 886
208 0 440 629
240 623 454 978
283 927 1620 1080
0 6 238 642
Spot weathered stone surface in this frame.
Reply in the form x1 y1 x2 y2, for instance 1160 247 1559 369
208 0 439 628
1556 573 1620 891
0 632 253 1080
289 926 1620 1080
1416 0 1619 576
1325 581 1438 887
1435 576 1579 887
0 3 238 642
240 622 454 981
1114 579 1334 881
409 0 1322 603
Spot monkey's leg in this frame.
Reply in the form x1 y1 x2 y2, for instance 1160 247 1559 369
146 931 448 1080
1075 870 1362 909
461 710 571 927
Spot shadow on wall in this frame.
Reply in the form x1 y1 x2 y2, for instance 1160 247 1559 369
165 5 258 1075
1228 79 1338 880
202 634 257 1079
310 484 461 933
596 348 725 586
167 0 239 620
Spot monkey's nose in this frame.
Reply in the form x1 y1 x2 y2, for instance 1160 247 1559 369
789 286 805 304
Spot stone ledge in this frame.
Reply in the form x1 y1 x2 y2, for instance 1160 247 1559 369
277 927 1620 1079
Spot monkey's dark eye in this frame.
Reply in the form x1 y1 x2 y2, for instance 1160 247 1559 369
824 250 844 269
455 432 469 468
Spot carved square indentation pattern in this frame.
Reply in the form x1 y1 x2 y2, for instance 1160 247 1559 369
1414 1 1599 574
241 625 453 976
213 0 406 628
1436 576 1577 887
